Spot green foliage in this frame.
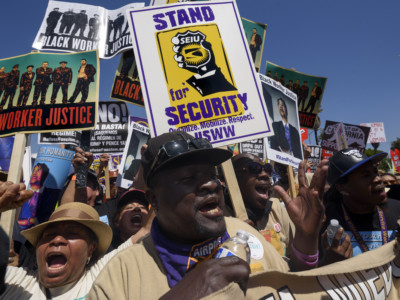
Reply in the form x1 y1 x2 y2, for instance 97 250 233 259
391 138 400 151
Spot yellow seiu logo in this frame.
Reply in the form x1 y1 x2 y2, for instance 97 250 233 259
156 24 246 129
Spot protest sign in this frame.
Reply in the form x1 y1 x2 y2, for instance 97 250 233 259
265 61 327 129
110 50 144 106
322 148 333 160
321 121 370 153
127 0 273 147
32 1 144 59
39 131 81 146
18 146 74 228
241 18 267 72
39 101 129 155
213 239 400 299
90 101 129 154
308 145 321 173
260 74 303 167
118 120 150 189
151 1 267 72
300 127 308 142
0 51 98 137
390 149 400 172
361 122 387 144
240 139 265 160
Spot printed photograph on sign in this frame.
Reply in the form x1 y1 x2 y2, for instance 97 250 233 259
127 1 273 147
118 120 150 189
0 50 98 137
260 74 303 167
32 1 144 59
265 61 327 129
241 17 267 72
110 50 143 106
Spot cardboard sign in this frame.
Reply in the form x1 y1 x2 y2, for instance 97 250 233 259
127 1 273 146
361 122 387 144
321 121 370 153
266 61 327 129
260 74 303 167
0 51 98 137
32 1 144 59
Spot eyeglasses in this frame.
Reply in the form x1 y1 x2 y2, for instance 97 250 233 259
147 138 212 181
246 161 273 176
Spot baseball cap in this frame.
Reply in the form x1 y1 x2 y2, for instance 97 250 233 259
117 189 148 210
327 148 387 185
141 131 232 185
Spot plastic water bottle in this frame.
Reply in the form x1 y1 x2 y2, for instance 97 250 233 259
215 230 251 264
327 219 345 246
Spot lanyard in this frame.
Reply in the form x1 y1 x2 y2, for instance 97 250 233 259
341 202 388 253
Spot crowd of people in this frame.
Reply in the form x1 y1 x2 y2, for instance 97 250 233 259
0 130 398 299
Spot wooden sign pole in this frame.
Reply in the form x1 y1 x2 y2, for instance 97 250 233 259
0 134 27 238
105 164 110 200
287 165 297 198
220 147 248 221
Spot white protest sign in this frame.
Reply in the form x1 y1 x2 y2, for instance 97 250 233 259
260 74 303 167
126 0 273 147
360 122 386 144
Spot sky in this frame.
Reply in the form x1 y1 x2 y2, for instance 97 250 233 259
1 0 399 155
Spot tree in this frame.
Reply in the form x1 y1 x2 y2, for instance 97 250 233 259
391 138 400 151
364 148 391 172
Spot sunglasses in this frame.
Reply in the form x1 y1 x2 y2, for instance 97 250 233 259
147 138 212 181
246 161 273 176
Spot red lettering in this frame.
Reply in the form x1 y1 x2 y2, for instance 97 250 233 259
61 107 68 125
87 106 93 123
80 106 86 124
122 83 129 97
20 110 29 127
7 112 14 129
133 85 142 101
0 113 8 130
35 109 42 126
13 111 21 128
114 79 121 94
53 108 61 125
68 107 75 124
118 81 125 96
128 83 135 98
46 108 53 126
28 109 35 126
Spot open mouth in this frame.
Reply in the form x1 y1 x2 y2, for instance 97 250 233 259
198 198 222 217
46 253 67 272
255 184 269 199
130 214 143 226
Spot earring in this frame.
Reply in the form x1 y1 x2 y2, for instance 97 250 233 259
87 257 91 265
